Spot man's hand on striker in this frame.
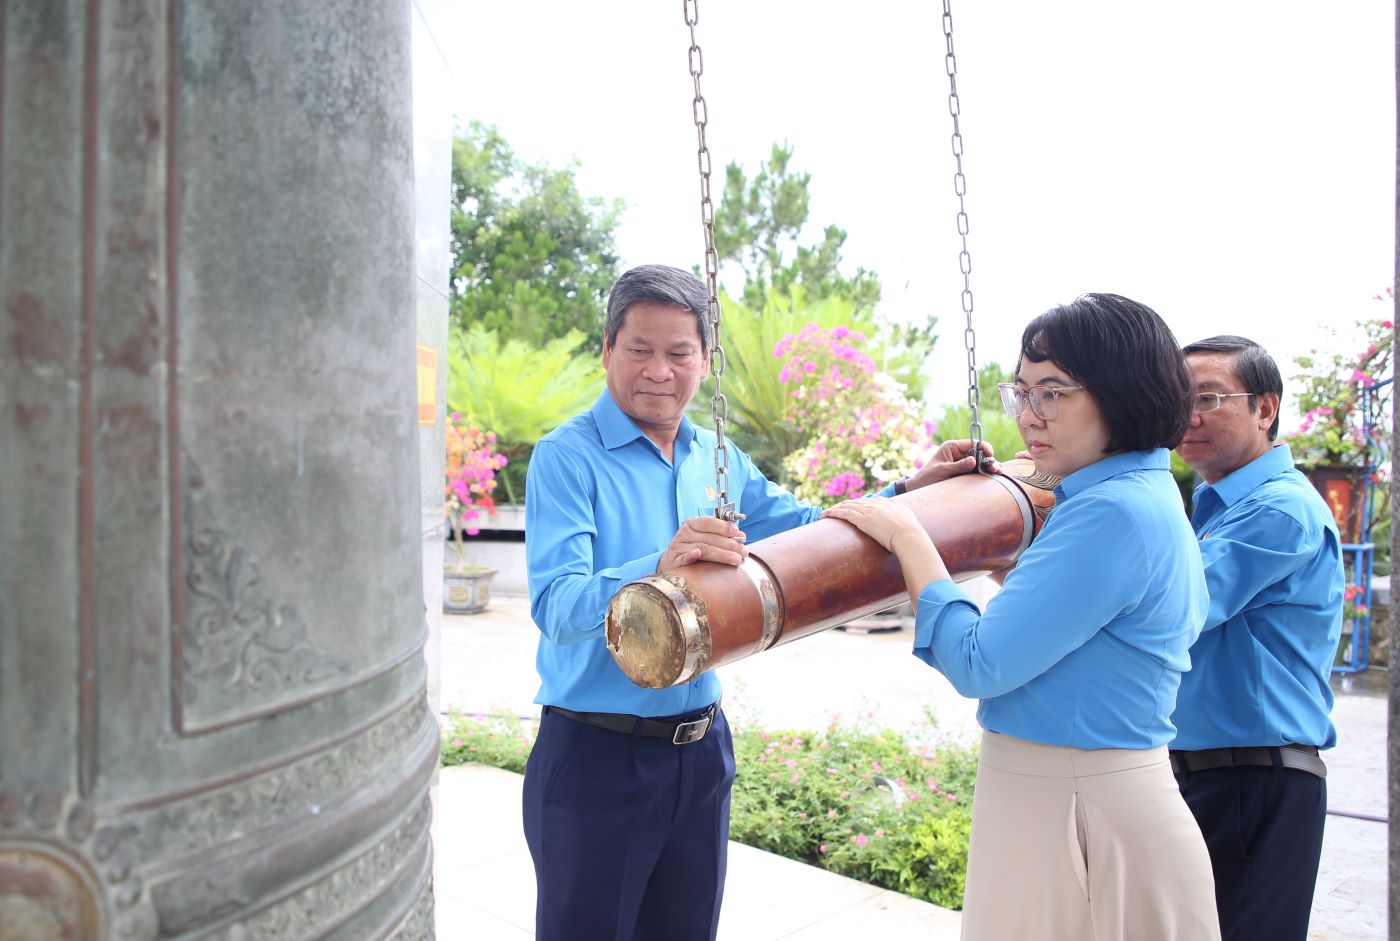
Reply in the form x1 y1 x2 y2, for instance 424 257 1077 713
658 516 748 573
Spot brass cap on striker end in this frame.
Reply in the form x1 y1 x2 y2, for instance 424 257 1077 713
605 574 712 689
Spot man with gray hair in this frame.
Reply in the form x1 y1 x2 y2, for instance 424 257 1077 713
522 264 984 939
1170 335 1344 940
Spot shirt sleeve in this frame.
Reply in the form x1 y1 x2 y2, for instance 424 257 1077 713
912 491 1149 698
1197 501 1318 631
525 439 661 646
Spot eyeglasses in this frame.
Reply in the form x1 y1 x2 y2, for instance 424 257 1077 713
997 383 1084 421
1192 392 1254 413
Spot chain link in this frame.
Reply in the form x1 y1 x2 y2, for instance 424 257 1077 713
943 0 985 471
685 0 743 520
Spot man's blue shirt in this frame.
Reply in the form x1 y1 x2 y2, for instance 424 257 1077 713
525 390 822 716
1170 444 1343 750
912 450 1208 749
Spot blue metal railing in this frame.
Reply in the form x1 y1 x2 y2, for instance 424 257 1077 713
1334 375 1393 674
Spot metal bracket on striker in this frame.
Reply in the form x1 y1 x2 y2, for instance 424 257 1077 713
737 556 783 653
986 472 1036 560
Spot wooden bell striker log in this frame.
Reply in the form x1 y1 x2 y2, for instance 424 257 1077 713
606 459 1057 689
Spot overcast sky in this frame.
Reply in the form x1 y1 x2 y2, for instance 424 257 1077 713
445 1 1395 428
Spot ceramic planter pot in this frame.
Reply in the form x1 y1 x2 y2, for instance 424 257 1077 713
443 566 496 615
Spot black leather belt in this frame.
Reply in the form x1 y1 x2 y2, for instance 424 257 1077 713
545 703 717 745
1169 744 1326 779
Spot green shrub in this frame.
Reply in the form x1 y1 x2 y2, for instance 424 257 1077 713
821 794 971 909
1170 450 1199 515
440 707 977 910
440 711 536 774
446 326 605 502
932 360 1023 474
728 717 975 910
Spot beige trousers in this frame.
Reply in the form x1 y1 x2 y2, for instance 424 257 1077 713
960 732 1221 941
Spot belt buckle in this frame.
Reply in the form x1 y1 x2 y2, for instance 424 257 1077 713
672 713 712 745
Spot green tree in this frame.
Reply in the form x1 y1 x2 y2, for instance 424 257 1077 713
935 361 1023 464
450 121 623 351
714 142 881 313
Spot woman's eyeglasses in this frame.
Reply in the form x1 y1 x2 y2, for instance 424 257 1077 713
997 383 1084 421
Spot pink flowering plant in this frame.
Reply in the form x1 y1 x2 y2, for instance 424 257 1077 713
445 412 508 567
1342 582 1369 625
774 324 938 503
439 709 535 773
1287 289 1394 471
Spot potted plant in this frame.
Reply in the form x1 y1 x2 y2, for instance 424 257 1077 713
1285 293 1393 544
444 412 508 615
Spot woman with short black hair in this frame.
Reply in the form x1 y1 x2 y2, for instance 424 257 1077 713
825 293 1220 940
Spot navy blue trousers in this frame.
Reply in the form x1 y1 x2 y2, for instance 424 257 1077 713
522 707 735 941
1175 764 1327 941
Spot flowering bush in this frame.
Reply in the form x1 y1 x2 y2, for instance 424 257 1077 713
439 709 534 772
1287 289 1394 471
684 289 936 482
774 324 938 503
445 413 508 565
727 715 975 910
438 708 978 911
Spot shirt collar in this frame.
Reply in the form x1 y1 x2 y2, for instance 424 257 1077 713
591 388 696 453
1055 449 1171 503
1192 442 1294 510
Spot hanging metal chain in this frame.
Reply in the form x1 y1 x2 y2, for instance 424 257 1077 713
943 0 986 472
684 0 743 521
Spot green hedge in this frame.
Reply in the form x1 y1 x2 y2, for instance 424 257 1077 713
440 709 976 910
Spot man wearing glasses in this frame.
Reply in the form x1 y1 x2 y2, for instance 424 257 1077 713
1168 335 1344 941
